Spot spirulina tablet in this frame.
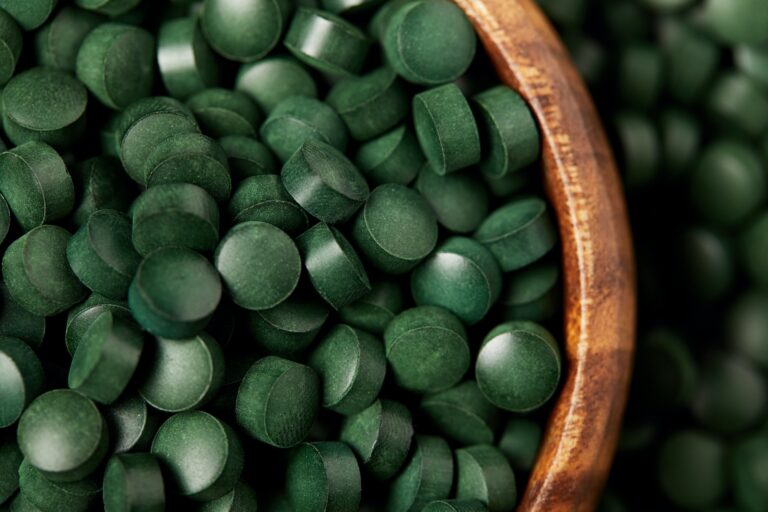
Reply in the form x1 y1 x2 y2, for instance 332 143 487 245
0 337 44 428
2 67 87 148
187 88 261 138
2 225 87 316
355 125 424 185
338 281 404 335
151 411 244 501
0 9 21 85
157 17 219 100
128 247 222 338
236 356 320 448
0 285 45 349
35 6 103 71
103 453 165 512
219 135 277 180
387 435 454 512
701 0 768 45
70 156 133 227
658 430 725 509
131 183 220 256
455 445 517 512
17 459 101 512
139 333 225 412
384 306 469 393
0 0 57 30
105 392 159 454
0 437 22 504
499 260 560 322
286 442 361 512
236 57 317 113
498 419 542 472
65 293 130 355
17 389 108 482
198 481 258 512
246 292 329 356
730 433 768 511
228 175 308 234
0 141 75 231
415 165 489 233
75 0 142 17
421 381 499 446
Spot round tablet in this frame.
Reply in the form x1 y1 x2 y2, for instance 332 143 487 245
151 411 244 501
0 141 75 230
338 281 404 335
219 136 277 181
105 392 159 454
384 306 469 393
413 84 481 174
17 389 108 482
0 284 45 349
131 183 220 256
296 223 371 309
117 96 199 185
2 67 87 148
355 125 424 185
284 8 370 76
701 0 768 45
383 0 475 85
0 9 21 85
0 337 44 427
235 356 319 448
476 321 561 412
309 324 386 414
157 17 219 100
736 45 768 88
387 436 454 512
352 184 437 274
340 399 413 480
102 454 165 512
139 333 224 412
202 0 291 62
261 96 348 163
286 442 361 512
473 85 540 177
498 419 542 472
658 430 725 509
679 227 735 302
659 108 701 176
215 221 301 311
70 156 134 227
17 459 101 512
0 437 22 504
246 292 329 356
35 6 103 72
0 0 56 30
411 237 502 325
68 311 144 405
75 0 142 17
67 210 141 299
730 433 768 511
474 198 558 272
455 445 517 512
144 132 231 203
422 500 487 512
65 293 130 355
613 112 659 188
499 261 560 322
415 165 489 233
727 290 768 368
707 72 768 139
228 175 308 234
187 88 261 138
236 57 317 114
421 381 499 446
2 225 87 317
128 247 222 339
198 481 258 512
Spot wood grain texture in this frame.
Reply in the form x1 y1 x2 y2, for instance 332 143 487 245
452 0 637 510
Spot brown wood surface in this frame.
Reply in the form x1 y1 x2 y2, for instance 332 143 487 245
452 0 637 510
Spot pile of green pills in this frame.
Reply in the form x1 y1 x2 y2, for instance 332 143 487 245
0 1 563 511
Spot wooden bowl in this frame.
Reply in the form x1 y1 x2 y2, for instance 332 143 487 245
452 0 637 510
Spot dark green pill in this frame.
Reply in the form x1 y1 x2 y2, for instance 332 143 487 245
326 67 408 141
613 112 659 188
284 7 370 76
131 183 219 256
2 68 87 148
352 184 437 274
384 306 469 393
340 399 413 480
0 437 22 504
741 212 768 287
617 44 663 110
67 209 141 299
10 493 42 512
658 430 725 509
228 175 308 234
368 0 411 40
421 381 499 446
497 419 542 473
235 356 320 448
422 500 487 512
727 290 768 369
413 84 481 174
17 389 108 482
215 221 301 311
236 57 317 114
68 311 144 405
17 459 101 512
65 293 130 355
157 17 219 100
483 169 531 199
0 9 21 85
679 227 735 302
261 96 348 163
70 156 134 227
338 281 404 335
2 225 87 316
387 435 453 512
219 136 277 181
309 324 386 414
701 0 768 45
246 292 329 356
736 44 768 88
139 333 224 412
730 433 768 511
411 237 502 325
0 141 75 231
476 321 561 412
355 125 424 185
499 260 559 322
0 337 44 428
35 6 103 71
415 165 489 233
0 285 45 349
75 0 142 17
201 0 291 62
383 0 475 85
198 481 258 512
151 411 244 501
0 0 57 30
455 445 516 512
707 71 768 139
103 453 165 512
187 88 261 138
473 86 539 177
286 442 361 512
658 108 701 177
129 247 222 338
659 18 720 104
105 393 159 454
474 198 558 272
633 329 697 413
322 0 383 14
296 223 371 309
